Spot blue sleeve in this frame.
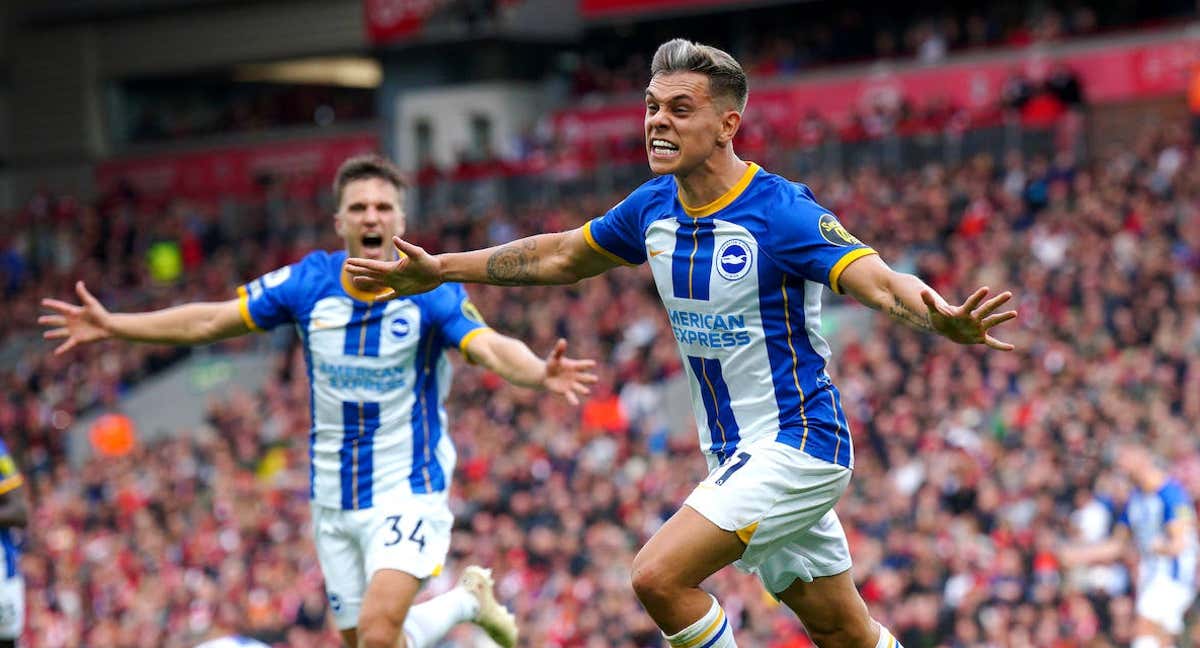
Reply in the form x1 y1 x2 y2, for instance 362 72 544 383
420 284 490 354
765 183 877 294
238 263 304 331
1161 482 1194 524
583 186 654 266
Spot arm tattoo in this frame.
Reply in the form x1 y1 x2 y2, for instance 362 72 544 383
485 239 539 285
887 294 936 332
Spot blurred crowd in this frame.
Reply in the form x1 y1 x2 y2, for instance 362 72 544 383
565 0 1192 99
1 110 1199 647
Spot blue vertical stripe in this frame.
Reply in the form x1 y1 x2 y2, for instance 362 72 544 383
361 303 385 357
1 529 16 579
671 220 715 300
756 270 852 468
340 402 359 510
356 402 379 509
342 302 372 355
410 323 446 493
687 356 741 463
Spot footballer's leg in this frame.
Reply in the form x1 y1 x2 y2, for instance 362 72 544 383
776 570 893 648
356 569 420 648
630 505 744 646
357 566 518 648
771 511 903 648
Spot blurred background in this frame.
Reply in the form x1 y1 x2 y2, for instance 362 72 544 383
2 0 1200 646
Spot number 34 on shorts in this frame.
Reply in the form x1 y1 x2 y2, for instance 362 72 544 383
382 514 427 551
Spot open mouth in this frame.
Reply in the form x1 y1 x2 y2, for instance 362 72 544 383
650 139 680 158
361 233 384 250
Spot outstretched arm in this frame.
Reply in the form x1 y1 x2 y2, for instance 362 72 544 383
837 255 1017 350
345 228 620 297
40 281 251 354
1060 526 1130 566
463 332 598 406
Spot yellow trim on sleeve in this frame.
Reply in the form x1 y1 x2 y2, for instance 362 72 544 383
236 286 263 332
736 521 759 545
679 162 760 218
673 608 726 648
0 474 23 496
828 247 878 295
458 327 493 364
582 221 638 267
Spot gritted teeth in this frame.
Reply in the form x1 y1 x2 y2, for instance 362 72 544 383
651 139 679 150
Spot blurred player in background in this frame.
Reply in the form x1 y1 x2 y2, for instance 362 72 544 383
39 155 599 648
1061 441 1198 648
345 39 1017 648
0 439 27 648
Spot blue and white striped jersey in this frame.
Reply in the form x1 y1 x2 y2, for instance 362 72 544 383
1119 478 1199 588
0 439 22 580
238 250 490 510
585 163 875 469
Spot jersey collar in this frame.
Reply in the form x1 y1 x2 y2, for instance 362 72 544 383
340 266 393 302
678 162 760 219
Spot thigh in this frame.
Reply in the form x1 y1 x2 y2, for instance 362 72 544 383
358 495 454 581
313 506 366 631
633 504 746 587
776 569 872 637
358 569 422 637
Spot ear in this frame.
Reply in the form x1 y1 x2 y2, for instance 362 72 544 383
717 109 742 146
333 212 345 237
395 210 407 238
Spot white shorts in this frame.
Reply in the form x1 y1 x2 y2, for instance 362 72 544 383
1136 574 1196 635
0 577 23 639
312 492 454 630
683 437 853 594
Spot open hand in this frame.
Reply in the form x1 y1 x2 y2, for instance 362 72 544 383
39 281 113 355
542 338 598 406
344 236 444 299
921 287 1017 351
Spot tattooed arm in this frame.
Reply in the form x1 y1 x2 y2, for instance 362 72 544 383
837 254 1018 350
344 228 619 297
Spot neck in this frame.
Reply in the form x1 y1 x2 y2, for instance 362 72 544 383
675 150 748 208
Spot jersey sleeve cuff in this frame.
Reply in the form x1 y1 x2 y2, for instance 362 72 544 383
828 247 878 294
236 286 264 332
458 327 493 364
583 221 639 267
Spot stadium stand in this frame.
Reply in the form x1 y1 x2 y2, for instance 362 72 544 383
4 113 1198 644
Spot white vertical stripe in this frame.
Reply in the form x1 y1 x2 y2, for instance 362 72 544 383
802 280 831 364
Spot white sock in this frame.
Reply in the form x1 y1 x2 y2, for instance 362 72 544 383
663 594 737 648
401 587 480 648
876 625 904 648
1131 637 1163 648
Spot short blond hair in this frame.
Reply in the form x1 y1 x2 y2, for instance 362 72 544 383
650 38 748 112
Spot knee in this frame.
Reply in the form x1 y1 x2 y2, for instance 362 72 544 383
630 552 678 606
356 616 403 648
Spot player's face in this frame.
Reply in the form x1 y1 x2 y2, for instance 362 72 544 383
644 72 729 176
335 177 406 261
